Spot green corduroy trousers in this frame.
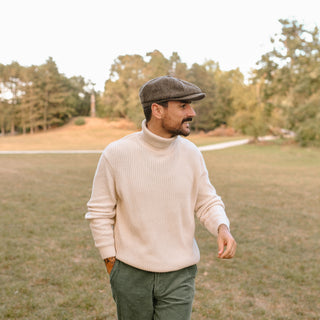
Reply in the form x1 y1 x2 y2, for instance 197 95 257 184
110 260 197 320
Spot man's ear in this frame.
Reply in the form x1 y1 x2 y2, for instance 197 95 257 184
151 103 164 120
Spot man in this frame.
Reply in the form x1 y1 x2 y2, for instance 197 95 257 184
86 75 236 320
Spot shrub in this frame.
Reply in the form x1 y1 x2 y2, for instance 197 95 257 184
295 117 320 147
74 117 86 126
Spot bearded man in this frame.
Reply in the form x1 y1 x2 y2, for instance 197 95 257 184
86 75 236 320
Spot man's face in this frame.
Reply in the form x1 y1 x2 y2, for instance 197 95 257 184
161 100 196 137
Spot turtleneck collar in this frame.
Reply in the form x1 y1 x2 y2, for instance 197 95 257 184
141 119 178 150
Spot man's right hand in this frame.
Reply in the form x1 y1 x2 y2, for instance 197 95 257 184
217 224 237 259
104 257 116 274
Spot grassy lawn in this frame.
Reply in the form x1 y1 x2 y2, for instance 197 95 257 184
1 144 319 319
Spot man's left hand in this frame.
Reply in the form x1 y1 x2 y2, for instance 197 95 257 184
217 224 237 259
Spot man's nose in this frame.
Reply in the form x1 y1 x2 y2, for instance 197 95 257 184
187 105 196 117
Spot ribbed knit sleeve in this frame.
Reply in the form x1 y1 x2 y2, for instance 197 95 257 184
85 151 117 259
195 153 230 236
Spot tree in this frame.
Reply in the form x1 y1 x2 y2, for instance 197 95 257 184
101 51 247 131
102 54 146 123
0 58 94 135
255 19 320 145
186 62 217 131
35 57 72 130
20 65 44 133
0 62 24 134
64 76 91 116
0 63 6 134
145 50 170 78
292 92 320 146
186 61 243 132
168 52 188 79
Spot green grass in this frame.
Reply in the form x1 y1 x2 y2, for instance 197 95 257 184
196 144 320 319
1 144 319 319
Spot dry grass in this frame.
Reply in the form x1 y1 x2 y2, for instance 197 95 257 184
194 144 320 319
0 118 137 151
0 117 246 150
1 131 319 319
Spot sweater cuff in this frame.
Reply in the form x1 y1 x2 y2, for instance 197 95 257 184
98 246 116 260
206 206 230 237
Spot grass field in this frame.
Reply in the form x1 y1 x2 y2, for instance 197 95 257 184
1 135 320 319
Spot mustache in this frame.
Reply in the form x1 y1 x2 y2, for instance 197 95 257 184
182 117 193 124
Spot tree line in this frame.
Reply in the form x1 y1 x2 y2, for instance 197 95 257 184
1 19 320 146
100 19 320 146
0 57 92 134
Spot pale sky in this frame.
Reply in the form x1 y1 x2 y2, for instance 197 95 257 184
1 0 319 91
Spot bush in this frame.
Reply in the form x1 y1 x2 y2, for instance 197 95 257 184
230 109 268 139
292 95 320 147
74 117 86 126
295 117 320 147
207 125 236 137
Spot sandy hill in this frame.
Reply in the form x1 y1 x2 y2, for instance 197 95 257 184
63 117 137 131
0 117 138 151
0 117 240 151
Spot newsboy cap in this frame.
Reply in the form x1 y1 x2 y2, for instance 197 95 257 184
139 76 206 107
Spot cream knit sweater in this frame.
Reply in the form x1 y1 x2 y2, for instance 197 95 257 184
86 120 230 272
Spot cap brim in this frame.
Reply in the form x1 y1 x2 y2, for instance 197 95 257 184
152 92 206 105
170 92 206 102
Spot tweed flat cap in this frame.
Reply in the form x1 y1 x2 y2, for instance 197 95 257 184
139 76 206 106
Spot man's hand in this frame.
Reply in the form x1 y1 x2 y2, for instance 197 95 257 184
104 256 116 274
217 224 237 259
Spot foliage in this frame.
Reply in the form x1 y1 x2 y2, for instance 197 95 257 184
74 117 86 126
0 58 93 135
254 19 320 145
0 61 23 134
2 18 320 145
229 82 269 138
186 61 217 131
64 76 91 116
100 50 191 127
101 51 248 131
100 19 320 144
294 93 320 146
100 49 283 137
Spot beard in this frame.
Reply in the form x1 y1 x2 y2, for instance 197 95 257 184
161 117 193 137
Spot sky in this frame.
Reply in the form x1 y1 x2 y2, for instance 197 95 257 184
1 0 320 92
